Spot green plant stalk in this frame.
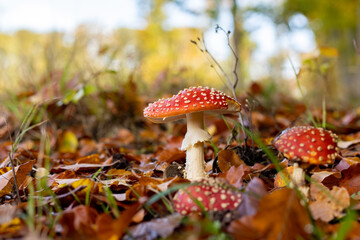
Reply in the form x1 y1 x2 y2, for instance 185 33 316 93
85 167 103 206
204 120 219 154
25 183 35 231
331 209 357 240
148 187 175 214
129 186 156 217
104 187 120 218
288 58 318 127
8 104 45 203
161 197 174 214
221 115 241 145
145 183 191 207
47 207 61 238
322 97 327 129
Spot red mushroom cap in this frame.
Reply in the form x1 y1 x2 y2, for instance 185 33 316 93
173 178 242 215
143 86 241 123
273 126 339 164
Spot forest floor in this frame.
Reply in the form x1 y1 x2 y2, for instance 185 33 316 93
0 81 360 240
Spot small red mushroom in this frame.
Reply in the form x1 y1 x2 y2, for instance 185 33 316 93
273 126 340 196
144 86 241 180
273 126 339 165
173 178 242 215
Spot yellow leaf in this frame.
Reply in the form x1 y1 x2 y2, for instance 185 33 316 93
0 217 22 235
319 46 338 57
77 154 101 164
0 167 11 175
58 130 78 153
274 166 294 188
70 179 103 194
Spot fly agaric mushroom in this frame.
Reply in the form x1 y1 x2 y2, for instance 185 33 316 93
274 126 339 165
273 126 339 194
173 178 242 215
144 86 241 181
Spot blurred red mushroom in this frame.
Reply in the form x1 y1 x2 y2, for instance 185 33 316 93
173 178 242 215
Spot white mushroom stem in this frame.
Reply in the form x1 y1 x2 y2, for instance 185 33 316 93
291 163 305 186
181 112 211 181
290 163 309 199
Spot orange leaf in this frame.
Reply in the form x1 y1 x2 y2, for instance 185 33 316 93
218 149 245 172
96 203 140 240
224 164 251 188
228 216 261 240
59 205 98 237
339 163 360 195
274 166 294 188
77 154 101 164
252 188 310 240
156 148 185 163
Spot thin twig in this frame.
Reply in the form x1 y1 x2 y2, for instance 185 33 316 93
288 57 317 127
3 117 21 203
215 25 240 91
3 105 47 203
198 26 248 142
8 155 21 202
200 35 233 91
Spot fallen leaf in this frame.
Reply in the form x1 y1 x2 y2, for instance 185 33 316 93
337 139 360 149
252 188 311 240
311 171 341 189
165 136 184 149
115 128 135 145
274 166 294 188
59 205 98 237
0 160 35 197
311 171 342 183
336 157 360 172
132 208 146 223
112 193 126 201
99 178 131 187
228 215 262 240
218 149 245 172
156 148 185 163
53 162 117 171
58 130 78 153
339 163 360 195
55 178 104 195
125 214 182 240
224 164 251 188
0 217 23 237
106 169 133 176
96 203 140 240
76 154 101 164
309 185 350 222
237 177 267 216
0 204 17 224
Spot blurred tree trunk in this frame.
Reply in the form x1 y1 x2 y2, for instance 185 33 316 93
231 0 243 87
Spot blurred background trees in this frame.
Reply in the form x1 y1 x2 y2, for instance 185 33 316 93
0 0 359 115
